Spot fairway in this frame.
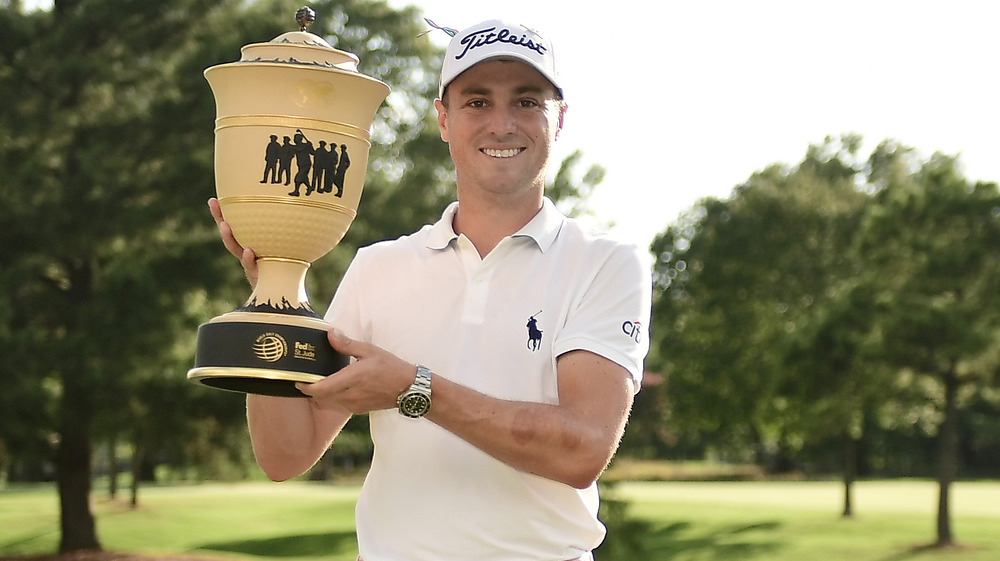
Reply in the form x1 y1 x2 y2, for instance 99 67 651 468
2 480 999 561
618 479 1000 515
613 480 1000 561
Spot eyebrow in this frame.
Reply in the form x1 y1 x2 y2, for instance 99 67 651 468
456 84 550 98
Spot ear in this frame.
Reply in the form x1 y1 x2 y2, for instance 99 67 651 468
554 101 567 140
435 99 450 142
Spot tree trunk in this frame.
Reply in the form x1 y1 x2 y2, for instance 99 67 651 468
130 443 141 509
935 367 960 546
841 432 857 518
56 410 100 552
108 435 119 501
57 259 100 552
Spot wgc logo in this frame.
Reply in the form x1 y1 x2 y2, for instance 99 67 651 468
253 332 288 362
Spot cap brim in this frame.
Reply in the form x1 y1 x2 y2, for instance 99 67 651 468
439 52 563 99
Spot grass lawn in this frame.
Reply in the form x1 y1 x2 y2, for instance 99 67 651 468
612 480 1000 561
1 479 999 561
1 483 361 561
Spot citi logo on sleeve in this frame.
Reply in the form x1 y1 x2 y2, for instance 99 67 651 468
622 320 643 344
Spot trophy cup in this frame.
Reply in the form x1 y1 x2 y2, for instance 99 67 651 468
187 7 390 397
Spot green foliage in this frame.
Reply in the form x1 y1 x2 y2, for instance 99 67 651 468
648 135 870 464
548 149 605 219
859 146 1000 391
646 134 1000 470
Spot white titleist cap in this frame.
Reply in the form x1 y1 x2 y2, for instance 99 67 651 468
439 19 563 100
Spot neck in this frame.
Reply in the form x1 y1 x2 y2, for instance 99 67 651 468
453 194 543 258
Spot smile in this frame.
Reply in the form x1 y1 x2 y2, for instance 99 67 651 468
482 147 524 158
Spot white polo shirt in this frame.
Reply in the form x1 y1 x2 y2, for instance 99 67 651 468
325 198 651 561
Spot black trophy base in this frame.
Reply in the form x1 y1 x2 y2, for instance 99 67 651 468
188 317 350 398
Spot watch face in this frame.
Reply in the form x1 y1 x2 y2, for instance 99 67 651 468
400 392 431 418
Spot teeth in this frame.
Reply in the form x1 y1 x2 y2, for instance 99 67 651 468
483 148 521 158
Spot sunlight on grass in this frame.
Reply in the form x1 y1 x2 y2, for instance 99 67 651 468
612 480 1000 561
2 480 999 561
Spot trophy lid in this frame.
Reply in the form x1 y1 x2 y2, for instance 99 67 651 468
237 6 361 72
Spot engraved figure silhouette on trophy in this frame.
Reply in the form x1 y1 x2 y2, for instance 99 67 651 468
333 144 350 197
259 132 352 198
288 129 315 196
260 134 281 184
312 140 334 193
276 136 293 185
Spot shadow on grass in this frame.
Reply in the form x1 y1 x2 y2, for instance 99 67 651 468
875 541 980 561
200 521 784 561
198 531 357 558
0 529 59 556
602 520 784 561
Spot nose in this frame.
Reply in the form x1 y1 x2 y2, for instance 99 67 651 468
487 105 517 136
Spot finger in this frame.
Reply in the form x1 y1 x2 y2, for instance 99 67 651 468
328 328 366 359
297 369 349 398
209 199 246 259
219 220 245 260
328 328 350 353
240 247 259 280
207 197 225 226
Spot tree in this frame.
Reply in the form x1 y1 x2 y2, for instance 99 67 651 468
648 136 870 469
784 275 890 516
853 143 1000 546
1 0 249 549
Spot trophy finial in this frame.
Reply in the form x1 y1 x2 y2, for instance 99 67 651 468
296 6 316 32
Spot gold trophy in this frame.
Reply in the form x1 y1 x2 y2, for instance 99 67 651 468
188 7 389 397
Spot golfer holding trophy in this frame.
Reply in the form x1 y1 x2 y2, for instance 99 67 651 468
192 10 651 560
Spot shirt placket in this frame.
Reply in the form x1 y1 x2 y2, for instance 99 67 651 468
455 235 515 325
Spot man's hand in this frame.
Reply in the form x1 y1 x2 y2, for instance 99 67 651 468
208 197 259 287
295 329 416 414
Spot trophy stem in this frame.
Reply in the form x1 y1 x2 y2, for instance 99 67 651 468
240 257 317 318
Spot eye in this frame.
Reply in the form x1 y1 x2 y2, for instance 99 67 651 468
518 98 539 108
467 99 488 108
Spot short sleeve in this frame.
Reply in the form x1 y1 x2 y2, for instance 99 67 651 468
552 242 652 391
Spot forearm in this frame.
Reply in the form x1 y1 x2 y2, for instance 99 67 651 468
246 394 350 481
301 335 635 488
425 368 632 489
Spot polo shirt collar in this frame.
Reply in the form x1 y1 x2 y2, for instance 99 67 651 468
425 202 461 250
513 197 563 252
424 198 565 253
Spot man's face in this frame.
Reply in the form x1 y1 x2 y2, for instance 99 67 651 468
436 59 565 203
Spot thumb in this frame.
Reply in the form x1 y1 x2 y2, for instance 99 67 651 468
241 247 259 286
328 327 360 357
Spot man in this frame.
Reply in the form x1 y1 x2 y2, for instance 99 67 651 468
210 18 651 561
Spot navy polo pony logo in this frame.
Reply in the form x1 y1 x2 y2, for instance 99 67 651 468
526 312 543 352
